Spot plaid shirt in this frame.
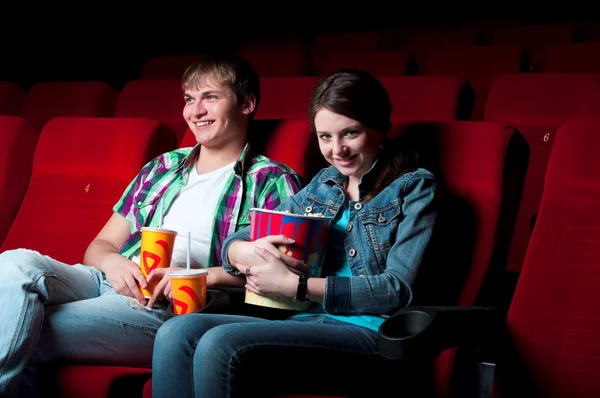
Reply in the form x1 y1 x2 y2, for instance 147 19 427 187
114 142 302 267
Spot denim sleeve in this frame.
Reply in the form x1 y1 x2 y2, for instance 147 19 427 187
323 173 437 315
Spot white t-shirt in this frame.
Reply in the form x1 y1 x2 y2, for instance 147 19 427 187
131 161 235 268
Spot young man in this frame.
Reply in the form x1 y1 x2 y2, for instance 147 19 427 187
0 54 302 397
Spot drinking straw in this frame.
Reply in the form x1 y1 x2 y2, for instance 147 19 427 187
187 231 191 272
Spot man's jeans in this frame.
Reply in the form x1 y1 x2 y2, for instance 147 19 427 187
0 249 172 397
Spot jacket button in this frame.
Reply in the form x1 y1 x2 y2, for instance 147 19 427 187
346 223 353 232
305 206 313 213
354 203 362 210
349 248 356 257
378 215 386 223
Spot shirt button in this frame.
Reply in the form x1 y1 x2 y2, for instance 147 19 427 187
354 203 362 210
349 248 356 257
346 223 353 232
137 201 142 206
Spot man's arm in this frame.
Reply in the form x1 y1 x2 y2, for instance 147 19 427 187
84 213 148 304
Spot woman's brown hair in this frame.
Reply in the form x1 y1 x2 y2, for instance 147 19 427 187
309 69 417 202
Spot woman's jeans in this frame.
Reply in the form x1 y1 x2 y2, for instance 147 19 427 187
150 312 398 398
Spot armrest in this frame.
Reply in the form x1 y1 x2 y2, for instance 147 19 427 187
378 306 498 360
197 288 233 314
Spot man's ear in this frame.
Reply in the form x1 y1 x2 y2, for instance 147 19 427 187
242 94 257 116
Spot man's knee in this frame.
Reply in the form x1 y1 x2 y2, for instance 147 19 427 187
0 249 49 279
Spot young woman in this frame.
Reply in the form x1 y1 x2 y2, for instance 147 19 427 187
151 69 438 398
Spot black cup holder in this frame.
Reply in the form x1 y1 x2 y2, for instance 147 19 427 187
380 310 432 339
378 309 434 360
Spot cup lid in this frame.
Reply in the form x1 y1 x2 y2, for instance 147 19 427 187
169 269 209 278
141 227 178 235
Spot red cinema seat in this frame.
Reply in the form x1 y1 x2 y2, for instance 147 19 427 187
544 42 600 73
20 81 119 131
379 76 474 121
0 81 26 115
497 117 600 398
140 54 203 79
311 31 381 72
424 45 529 120
255 77 320 120
236 49 312 76
380 27 480 69
114 79 188 144
489 24 574 72
0 117 177 265
318 50 414 77
0 116 40 247
484 72 600 272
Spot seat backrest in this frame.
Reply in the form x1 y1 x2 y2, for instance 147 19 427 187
388 120 529 398
311 30 381 71
485 72 600 272
0 81 26 115
544 41 600 73
489 24 574 71
500 117 600 398
255 77 320 120
114 79 188 144
140 54 203 79
424 45 529 120
380 27 480 68
0 117 177 264
236 49 312 77
318 50 414 77
379 76 474 121
20 81 119 131
0 116 40 247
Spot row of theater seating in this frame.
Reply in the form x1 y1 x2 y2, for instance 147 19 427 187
4 114 528 397
2 71 600 276
12 114 598 397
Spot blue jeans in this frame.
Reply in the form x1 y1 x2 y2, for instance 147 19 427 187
0 249 173 397
151 312 391 398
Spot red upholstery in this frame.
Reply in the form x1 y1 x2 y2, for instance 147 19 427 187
114 79 188 144
140 54 203 79
318 50 413 77
379 76 472 121
20 81 119 131
255 77 320 120
0 81 26 115
544 42 600 73
499 117 600 398
489 24 574 71
242 38 308 52
236 49 312 76
311 31 381 71
485 72 600 272
0 117 177 265
386 120 528 398
42 366 152 398
424 45 528 120
380 27 480 69
0 116 39 247
259 119 318 183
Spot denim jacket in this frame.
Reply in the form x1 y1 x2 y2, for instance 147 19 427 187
221 161 437 317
